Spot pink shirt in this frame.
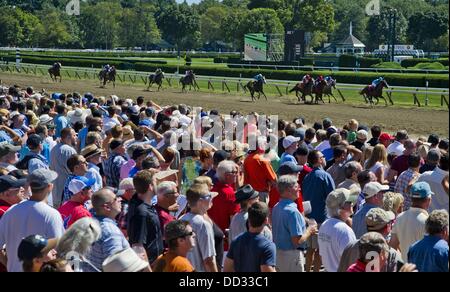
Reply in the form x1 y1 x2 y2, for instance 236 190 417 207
120 159 136 179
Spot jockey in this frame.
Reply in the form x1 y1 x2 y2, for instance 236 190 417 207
315 75 324 86
324 76 332 83
371 77 384 89
104 64 111 73
53 62 61 69
254 73 263 83
155 68 162 75
300 74 312 89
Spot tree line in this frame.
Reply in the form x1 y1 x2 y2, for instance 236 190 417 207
0 0 447 52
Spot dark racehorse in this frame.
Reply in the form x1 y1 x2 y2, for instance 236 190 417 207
322 78 338 103
48 63 62 82
180 72 198 92
312 79 328 104
289 78 314 103
99 67 116 88
360 80 389 105
246 77 267 101
147 71 164 91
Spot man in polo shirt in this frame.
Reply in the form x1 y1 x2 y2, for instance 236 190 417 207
0 175 27 219
280 135 300 165
272 175 317 272
0 169 64 272
58 176 95 228
18 134 49 174
155 181 179 237
408 209 448 272
388 139 422 183
352 182 389 239
390 181 433 262
0 143 20 172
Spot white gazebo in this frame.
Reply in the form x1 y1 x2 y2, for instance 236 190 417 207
335 22 366 55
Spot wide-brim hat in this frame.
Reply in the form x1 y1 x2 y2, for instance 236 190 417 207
235 184 259 204
102 248 149 272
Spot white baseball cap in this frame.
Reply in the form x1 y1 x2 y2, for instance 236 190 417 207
68 176 96 195
363 182 389 199
282 135 300 149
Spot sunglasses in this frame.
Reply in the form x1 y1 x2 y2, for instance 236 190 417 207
176 231 195 240
200 194 212 201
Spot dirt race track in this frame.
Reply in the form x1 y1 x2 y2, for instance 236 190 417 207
1 73 448 137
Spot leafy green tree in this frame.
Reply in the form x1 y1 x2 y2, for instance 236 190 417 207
200 6 228 44
366 9 408 51
407 10 449 51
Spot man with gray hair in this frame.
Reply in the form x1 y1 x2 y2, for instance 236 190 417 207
408 209 449 272
209 160 240 233
338 161 363 192
84 188 129 272
272 175 317 272
155 181 179 235
318 188 357 272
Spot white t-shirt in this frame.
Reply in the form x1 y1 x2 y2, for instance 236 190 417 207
417 167 449 212
0 200 65 272
179 213 216 272
318 217 356 272
387 141 405 156
391 207 428 262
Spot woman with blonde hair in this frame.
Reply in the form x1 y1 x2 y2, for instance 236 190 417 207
382 192 404 216
365 144 388 184
362 146 374 166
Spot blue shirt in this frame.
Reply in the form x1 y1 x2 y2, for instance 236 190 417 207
322 147 334 162
55 115 68 138
19 143 51 163
84 216 130 272
103 153 127 188
128 166 139 178
272 199 306 250
280 152 297 165
78 127 89 150
352 203 378 239
0 131 13 143
227 232 276 272
28 153 49 174
408 235 448 272
302 167 336 224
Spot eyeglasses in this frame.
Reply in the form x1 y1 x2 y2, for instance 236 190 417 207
226 171 238 175
199 194 212 201
176 231 195 240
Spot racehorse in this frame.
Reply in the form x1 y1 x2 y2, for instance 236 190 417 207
48 63 62 82
360 79 389 106
322 78 338 103
99 66 116 88
312 79 328 104
289 78 314 103
147 71 165 91
180 72 198 92
245 77 267 102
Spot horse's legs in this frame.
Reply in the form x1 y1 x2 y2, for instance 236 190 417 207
381 96 388 106
262 91 267 101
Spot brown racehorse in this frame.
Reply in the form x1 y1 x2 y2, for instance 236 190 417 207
99 66 116 88
360 79 389 106
246 77 267 102
48 63 62 82
147 71 164 91
312 79 328 104
289 79 314 103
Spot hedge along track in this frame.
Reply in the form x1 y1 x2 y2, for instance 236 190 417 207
0 63 448 109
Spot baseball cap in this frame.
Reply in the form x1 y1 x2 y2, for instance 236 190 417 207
0 175 27 192
138 119 153 128
110 139 124 151
117 178 135 196
366 208 395 231
325 188 358 209
145 107 155 117
357 130 368 140
0 143 21 158
234 184 259 204
362 182 389 199
102 248 149 272
26 134 43 149
283 135 300 149
27 169 58 189
213 150 230 165
278 162 303 176
68 176 96 195
410 181 434 199
17 235 58 262
326 126 338 137
379 132 394 142
293 128 305 141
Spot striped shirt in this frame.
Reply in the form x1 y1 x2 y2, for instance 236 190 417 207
394 168 419 210
103 153 127 188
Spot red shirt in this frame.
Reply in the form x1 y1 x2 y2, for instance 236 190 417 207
268 165 312 213
208 181 240 232
347 260 368 272
154 204 176 236
243 151 277 192
392 155 424 176
58 201 92 229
